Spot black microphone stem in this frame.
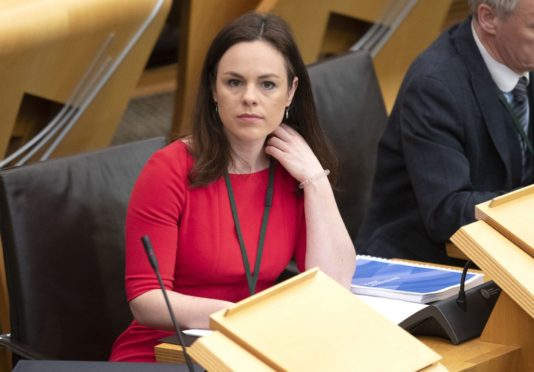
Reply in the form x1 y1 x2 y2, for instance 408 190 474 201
456 260 472 312
141 235 195 372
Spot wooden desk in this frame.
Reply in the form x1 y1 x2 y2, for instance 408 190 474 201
155 262 529 370
418 337 518 371
446 242 469 261
155 335 519 371
154 279 527 370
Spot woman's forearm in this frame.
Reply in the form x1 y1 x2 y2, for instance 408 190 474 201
129 289 233 330
302 176 356 288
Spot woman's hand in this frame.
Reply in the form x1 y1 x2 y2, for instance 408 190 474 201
265 124 324 182
266 125 355 289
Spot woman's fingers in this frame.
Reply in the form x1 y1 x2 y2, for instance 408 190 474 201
266 124 323 182
271 123 299 141
266 135 290 152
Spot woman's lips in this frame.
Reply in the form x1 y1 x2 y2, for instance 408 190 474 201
237 113 263 122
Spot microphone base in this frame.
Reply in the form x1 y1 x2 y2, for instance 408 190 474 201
399 281 500 344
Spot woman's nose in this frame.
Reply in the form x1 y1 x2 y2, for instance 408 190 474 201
242 84 258 105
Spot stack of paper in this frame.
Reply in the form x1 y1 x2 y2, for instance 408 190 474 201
351 256 484 303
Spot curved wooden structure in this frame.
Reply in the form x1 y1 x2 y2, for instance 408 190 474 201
0 0 171 165
172 0 259 136
451 189 534 371
0 0 171 368
258 0 458 112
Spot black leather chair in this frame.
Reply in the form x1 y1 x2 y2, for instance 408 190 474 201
308 50 388 241
0 137 166 362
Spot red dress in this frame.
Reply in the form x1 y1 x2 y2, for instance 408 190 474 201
109 141 306 362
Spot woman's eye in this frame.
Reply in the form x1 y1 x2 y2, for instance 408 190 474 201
227 79 241 87
262 81 276 89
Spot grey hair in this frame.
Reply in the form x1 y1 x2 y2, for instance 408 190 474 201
468 0 519 18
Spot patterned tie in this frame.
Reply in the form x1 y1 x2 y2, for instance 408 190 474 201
511 77 532 183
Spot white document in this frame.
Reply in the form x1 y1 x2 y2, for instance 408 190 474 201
183 328 212 337
356 294 428 325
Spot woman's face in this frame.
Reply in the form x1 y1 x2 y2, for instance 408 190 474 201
213 40 298 149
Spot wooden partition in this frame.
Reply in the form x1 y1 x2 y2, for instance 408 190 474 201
0 0 171 165
0 1 171 368
171 0 260 136
258 0 459 112
450 187 534 371
372 0 459 111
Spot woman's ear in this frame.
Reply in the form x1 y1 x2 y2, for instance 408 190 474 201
287 77 299 106
211 78 218 103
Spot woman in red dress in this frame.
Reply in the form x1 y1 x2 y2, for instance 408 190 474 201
110 12 356 362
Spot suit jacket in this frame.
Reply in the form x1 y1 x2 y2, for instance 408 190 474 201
356 18 534 264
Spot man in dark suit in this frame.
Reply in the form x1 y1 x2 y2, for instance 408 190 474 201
356 0 534 264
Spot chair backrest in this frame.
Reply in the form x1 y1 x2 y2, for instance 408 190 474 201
308 50 387 240
0 137 166 360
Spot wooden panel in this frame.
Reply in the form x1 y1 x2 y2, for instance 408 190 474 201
372 0 455 111
132 64 178 98
420 336 518 371
452 222 534 318
258 0 390 62
156 328 519 370
0 0 171 160
172 0 259 136
446 242 469 260
452 195 534 372
194 269 439 371
261 0 459 112
442 0 471 31
480 292 533 371
0 1 171 367
475 185 534 258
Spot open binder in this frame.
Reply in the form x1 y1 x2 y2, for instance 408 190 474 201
187 268 443 371
450 184 534 371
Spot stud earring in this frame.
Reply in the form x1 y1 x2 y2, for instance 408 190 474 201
285 106 289 120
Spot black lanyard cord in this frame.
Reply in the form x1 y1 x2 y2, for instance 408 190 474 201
223 160 276 295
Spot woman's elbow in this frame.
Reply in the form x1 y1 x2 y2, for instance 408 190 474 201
128 291 166 328
129 298 151 326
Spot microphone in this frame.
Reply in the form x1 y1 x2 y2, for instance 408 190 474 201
455 260 472 311
141 235 196 371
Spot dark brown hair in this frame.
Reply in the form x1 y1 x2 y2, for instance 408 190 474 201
188 12 338 187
